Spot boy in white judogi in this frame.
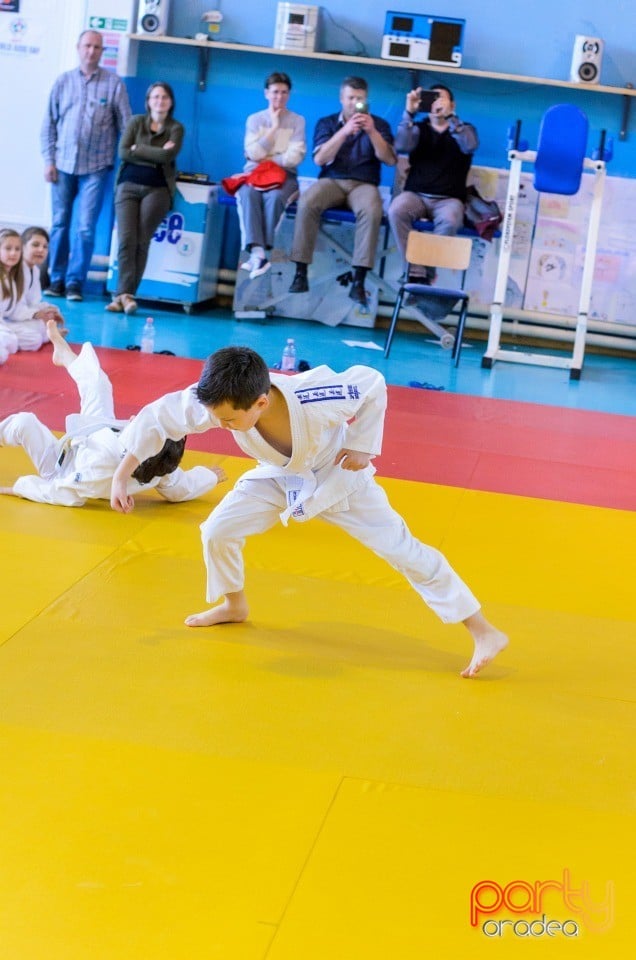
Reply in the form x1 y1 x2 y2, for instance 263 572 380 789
0 322 226 506
110 345 508 678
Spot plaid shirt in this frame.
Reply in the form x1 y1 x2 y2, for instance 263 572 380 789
40 66 131 175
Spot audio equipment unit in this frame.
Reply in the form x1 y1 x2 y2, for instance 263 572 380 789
274 3 319 52
381 11 464 67
570 35 603 84
136 0 171 37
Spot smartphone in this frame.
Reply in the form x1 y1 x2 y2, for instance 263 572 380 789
417 90 438 113
354 100 369 114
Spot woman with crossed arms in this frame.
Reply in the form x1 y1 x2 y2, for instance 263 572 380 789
107 81 183 315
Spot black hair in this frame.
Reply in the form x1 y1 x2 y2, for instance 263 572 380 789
21 226 50 245
131 436 186 484
341 76 368 93
265 71 292 90
430 83 454 102
145 81 176 118
196 346 270 410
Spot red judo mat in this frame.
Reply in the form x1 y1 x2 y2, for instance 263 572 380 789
2 344 636 511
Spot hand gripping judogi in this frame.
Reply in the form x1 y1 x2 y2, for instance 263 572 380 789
120 364 480 624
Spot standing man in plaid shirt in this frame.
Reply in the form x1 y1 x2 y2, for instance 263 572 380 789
40 30 131 302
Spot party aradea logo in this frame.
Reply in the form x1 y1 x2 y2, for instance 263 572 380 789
470 868 614 938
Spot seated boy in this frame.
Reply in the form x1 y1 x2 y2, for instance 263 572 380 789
0 321 226 506
110 345 507 679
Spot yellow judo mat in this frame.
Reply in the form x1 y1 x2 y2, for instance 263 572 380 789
1 444 635 958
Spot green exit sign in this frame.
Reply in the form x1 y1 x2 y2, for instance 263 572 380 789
88 16 128 31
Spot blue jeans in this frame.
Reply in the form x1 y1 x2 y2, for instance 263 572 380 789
49 169 110 288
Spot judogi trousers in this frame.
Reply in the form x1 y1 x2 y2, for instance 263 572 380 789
0 342 113 476
200 475 480 624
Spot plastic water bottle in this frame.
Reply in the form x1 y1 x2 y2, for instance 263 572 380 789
140 317 155 354
281 337 296 372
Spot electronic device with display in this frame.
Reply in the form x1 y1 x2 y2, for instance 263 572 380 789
274 3 319 52
381 11 464 67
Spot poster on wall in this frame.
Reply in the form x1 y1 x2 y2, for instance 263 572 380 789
523 173 636 326
85 0 136 75
87 14 129 71
0 5 42 59
0 2 21 13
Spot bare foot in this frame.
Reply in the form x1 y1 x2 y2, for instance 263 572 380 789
185 595 248 628
461 611 508 678
46 320 74 366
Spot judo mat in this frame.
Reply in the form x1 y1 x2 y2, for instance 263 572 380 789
1 346 635 958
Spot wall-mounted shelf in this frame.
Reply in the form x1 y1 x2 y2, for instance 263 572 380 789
129 34 634 136
129 34 635 94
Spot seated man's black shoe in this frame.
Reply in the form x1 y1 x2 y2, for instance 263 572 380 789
44 281 65 297
349 280 368 308
288 272 309 294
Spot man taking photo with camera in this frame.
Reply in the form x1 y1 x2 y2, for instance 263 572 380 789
288 75 395 308
388 84 478 284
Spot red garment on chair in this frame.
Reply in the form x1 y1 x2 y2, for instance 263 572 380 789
221 160 287 196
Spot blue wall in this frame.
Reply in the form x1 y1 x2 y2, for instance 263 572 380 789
126 0 636 187
167 0 634 87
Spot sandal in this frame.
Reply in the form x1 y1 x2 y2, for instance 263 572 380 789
105 296 123 313
121 294 138 315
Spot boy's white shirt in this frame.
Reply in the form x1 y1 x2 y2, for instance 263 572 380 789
121 365 387 523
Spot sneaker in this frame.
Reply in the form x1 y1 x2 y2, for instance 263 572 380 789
66 285 83 302
349 280 368 309
288 272 309 294
44 281 65 297
240 258 254 272
249 258 271 280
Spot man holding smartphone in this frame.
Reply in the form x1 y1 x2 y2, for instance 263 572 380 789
288 76 396 308
388 84 478 284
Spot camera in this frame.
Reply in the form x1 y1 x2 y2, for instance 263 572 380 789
417 90 438 113
354 100 369 114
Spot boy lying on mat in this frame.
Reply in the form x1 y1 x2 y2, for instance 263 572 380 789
0 321 226 507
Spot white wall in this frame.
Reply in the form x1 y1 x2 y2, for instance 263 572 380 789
0 0 137 230
0 0 86 228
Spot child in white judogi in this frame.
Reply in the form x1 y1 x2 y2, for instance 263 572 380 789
21 227 65 335
0 321 226 507
110 345 508 678
0 228 62 356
